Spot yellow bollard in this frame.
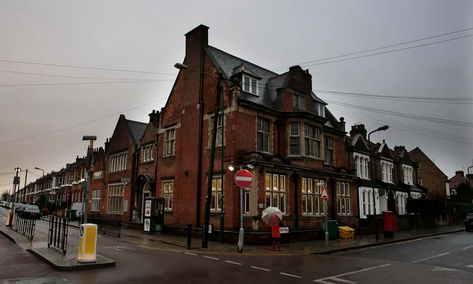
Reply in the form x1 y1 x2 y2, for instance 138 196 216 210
77 224 97 263
5 209 11 226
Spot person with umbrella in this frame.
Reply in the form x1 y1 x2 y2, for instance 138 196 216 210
262 207 283 251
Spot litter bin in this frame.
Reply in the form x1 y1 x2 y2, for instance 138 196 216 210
383 211 396 238
324 220 339 240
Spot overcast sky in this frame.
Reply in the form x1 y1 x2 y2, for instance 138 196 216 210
1 0 472 195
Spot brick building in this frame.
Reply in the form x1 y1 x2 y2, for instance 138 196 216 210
103 114 147 222
155 25 357 239
409 147 448 201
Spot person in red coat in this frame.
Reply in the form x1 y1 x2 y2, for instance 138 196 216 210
271 220 281 251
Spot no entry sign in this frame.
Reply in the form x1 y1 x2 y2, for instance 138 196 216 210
234 169 253 188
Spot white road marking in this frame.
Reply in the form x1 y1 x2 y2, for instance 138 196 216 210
225 260 242 265
432 266 458 272
203 256 219 261
330 277 357 283
185 252 198 256
172 249 182 253
461 245 473 250
314 263 390 283
280 272 302 279
465 264 473 269
250 266 271 272
412 252 450 263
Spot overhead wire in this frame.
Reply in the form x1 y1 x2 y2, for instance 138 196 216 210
315 89 473 104
341 111 473 145
0 59 174 75
326 99 473 128
0 68 165 81
0 99 162 146
273 27 473 70
0 79 174 87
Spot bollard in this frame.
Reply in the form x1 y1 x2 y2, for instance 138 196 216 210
186 224 192 249
77 223 97 263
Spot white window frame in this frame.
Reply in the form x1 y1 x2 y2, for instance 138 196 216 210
354 153 370 179
264 173 287 214
91 190 101 212
359 187 379 219
162 180 173 211
242 74 258 96
301 177 324 216
107 183 124 215
163 128 176 157
402 164 414 185
336 182 351 215
381 160 394 183
109 151 127 173
396 192 408 215
141 144 155 163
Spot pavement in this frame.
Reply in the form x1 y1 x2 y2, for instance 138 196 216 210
0 216 466 271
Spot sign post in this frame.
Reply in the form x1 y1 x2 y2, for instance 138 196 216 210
234 169 253 253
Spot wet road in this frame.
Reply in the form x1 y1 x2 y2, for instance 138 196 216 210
1 206 472 283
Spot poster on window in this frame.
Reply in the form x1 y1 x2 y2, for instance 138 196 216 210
144 199 152 217
144 218 150 232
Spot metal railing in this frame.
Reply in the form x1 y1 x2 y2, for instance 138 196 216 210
13 214 36 240
88 214 121 238
47 216 69 255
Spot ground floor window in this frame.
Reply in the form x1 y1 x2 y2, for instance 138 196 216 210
359 187 378 219
91 190 101 212
396 192 408 215
162 180 173 211
301 177 324 215
336 182 351 215
211 176 222 212
265 173 287 213
107 184 124 214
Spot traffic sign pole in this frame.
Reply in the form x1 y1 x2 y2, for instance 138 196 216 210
234 169 253 253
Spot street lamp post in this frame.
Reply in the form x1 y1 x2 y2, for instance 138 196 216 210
8 167 22 227
367 125 389 242
175 63 225 248
81 135 96 224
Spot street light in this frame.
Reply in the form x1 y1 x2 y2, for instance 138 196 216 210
7 167 21 227
175 62 225 248
81 135 96 224
367 125 389 242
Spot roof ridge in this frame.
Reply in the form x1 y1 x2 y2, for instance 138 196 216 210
208 45 279 77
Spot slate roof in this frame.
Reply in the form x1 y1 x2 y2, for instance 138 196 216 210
207 46 328 110
127 119 148 143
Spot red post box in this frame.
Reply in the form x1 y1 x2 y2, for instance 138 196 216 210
383 211 396 238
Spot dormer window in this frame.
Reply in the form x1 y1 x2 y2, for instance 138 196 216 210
242 74 258 95
316 103 325 117
293 94 306 111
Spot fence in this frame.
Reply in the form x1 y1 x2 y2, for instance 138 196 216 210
87 214 122 238
48 216 69 255
12 214 36 240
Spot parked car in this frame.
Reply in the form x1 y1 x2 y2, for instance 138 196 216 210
14 203 26 215
0 200 7 207
23 205 41 219
464 213 473 231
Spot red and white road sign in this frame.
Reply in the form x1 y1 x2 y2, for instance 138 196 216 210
234 169 253 188
321 187 328 199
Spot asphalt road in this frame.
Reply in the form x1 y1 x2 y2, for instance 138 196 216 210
1 207 472 283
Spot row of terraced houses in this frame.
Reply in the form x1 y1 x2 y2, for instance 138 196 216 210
14 25 450 240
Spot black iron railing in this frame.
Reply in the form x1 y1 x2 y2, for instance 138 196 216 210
48 216 69 255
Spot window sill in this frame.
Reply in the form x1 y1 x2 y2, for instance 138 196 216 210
140 160 155 165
